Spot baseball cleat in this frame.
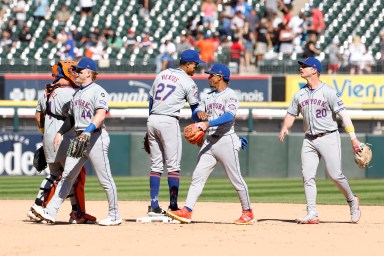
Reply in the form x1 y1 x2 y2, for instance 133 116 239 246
97 217 122 226
147 206 166 217
295 212 320 224
234 209 255 225
348 196 361 224
31 205 55 224
69 211 97 224
166 207 192 224
27 205 41 221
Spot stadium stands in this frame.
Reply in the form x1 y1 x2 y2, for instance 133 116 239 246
0 0 383 73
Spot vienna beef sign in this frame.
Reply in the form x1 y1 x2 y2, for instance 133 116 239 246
0 133 46 176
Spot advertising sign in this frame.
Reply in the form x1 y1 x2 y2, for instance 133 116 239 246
286 75 384 106
3 74 270 104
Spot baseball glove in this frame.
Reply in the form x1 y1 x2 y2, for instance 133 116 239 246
184 122 207 144
67 133 90 158
33 146 47 172
143 132 150 154
353 143 372 169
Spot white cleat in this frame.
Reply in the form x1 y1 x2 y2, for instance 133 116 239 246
27 209 40 221
31 205 55 224
295 211 320 224
97 217 122 226
348 196 361 224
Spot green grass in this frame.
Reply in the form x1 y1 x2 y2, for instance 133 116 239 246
0 176 383 205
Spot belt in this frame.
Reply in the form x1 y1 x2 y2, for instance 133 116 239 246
76 128 101 136
306 130 337 139
151 114 179 120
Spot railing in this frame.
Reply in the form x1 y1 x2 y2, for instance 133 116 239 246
0 58 383 74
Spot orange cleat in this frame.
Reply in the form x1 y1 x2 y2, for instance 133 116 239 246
234 209 255 225
166 207 192 224
69 211 97 224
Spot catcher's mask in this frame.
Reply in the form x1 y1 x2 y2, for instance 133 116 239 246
52 60 77 83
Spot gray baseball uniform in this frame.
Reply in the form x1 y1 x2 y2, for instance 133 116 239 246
44 82 120 221
287 82 355 213
34 85 77 207
185 87 252 211
148 68 199 173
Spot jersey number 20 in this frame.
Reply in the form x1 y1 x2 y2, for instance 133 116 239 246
154 83 176 101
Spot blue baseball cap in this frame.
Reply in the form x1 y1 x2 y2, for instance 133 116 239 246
180 49 205 64
298 57 322 72
205 64 230 81
72 57 97 71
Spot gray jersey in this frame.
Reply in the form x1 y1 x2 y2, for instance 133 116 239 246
287 82 344 135
36 86 76 163
70 82 108 130
149 68 199 117
197 87 239 136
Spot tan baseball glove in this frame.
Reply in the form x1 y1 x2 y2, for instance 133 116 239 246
353 143 372 169
67 133 90 158
184 122 207 144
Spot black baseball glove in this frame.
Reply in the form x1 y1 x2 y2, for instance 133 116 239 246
143 132 150 154
67 133 90 158
33 146 47 172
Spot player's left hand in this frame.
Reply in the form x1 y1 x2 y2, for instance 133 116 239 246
240 136 248 150
197 111 211 121
53 133 63 152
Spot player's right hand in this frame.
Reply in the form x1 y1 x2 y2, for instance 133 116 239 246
53 133 63 152
197 111 211 121
279 128 289 142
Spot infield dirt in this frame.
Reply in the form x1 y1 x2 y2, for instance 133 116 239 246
1 200 383 256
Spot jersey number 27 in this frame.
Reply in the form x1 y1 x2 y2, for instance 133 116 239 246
154 83 176 101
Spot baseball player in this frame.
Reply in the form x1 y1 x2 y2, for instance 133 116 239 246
32 57 122 226
27 61 96 224
147 49 205 216
166 64 254 225
279 57 361 224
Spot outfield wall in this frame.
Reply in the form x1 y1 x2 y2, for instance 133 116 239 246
0 132 381 178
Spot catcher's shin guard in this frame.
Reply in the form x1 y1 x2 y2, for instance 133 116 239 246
34 174 60 207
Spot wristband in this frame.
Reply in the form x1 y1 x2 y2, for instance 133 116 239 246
84 123 97 133
345 125 355 133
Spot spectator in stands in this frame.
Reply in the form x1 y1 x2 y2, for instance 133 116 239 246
62 32 76 60
234 0 252 17
108 31 123 49
56 28 68 44
310 6 325 35
12 0 27 28
301 11 314 42
288 10 304 54
264 0 278 19
55 4 71 25
123 28 138 51
278 22 294 56
87 35 107 60
348 35 366 75
102 27 113 41
230 36 244 72
255 18 272 63
242 31 255 70
361 51 374 74
245 9 260 37
156 37 177 73
218 2 234 37
195 33 216 71
87 27 100 45
176 34 193 56
18 24 32 42
231 10 245 38
328 37 341 74
138 32 153 51
302 33 321 58
80 0 94 17
279 0 294 15
282 5 293 25
201 0 217 31
5 18 17 38
0 28 13 51
70 25 86 47
44 28 57 44
33 0 49 21
139 0 151 18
